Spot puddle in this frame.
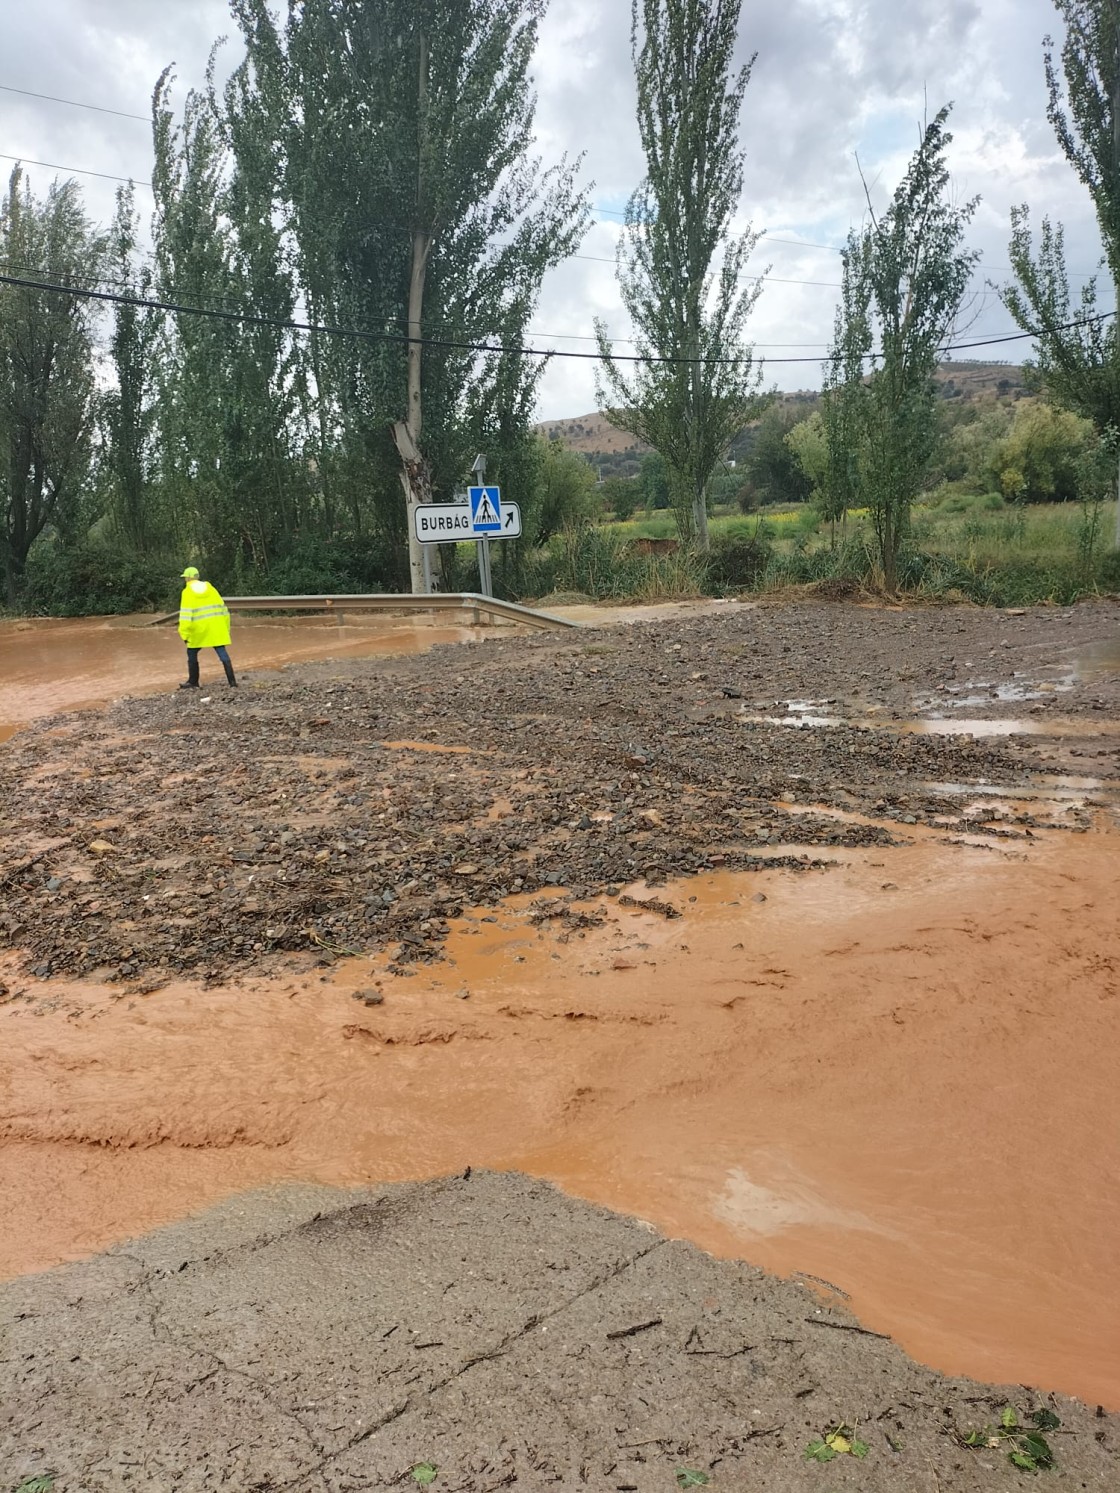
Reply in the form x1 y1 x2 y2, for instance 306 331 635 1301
914 677 1067 713
901 716 1040 736
925 775 1110 799
3 831 1119 1407
1070 638 1120 681
380 740 472 755
742 709 1120 739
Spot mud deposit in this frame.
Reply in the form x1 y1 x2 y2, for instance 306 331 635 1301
3 599 1120 1424
3 1173 1117 1493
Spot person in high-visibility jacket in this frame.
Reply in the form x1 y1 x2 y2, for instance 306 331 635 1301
178 566 238 689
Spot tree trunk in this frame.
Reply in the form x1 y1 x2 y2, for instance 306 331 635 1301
393 224 432 595
692 484 710 550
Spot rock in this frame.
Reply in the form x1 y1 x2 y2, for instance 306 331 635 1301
46 877 62 892
88 840 115 855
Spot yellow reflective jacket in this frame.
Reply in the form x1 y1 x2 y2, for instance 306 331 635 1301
179 580 232 648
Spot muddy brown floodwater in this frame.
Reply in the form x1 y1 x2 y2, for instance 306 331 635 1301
0 612 484 739
2 828 1118 1408
2 599 1120 1418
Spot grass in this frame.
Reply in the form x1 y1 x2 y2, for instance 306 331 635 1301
582 495 1119 607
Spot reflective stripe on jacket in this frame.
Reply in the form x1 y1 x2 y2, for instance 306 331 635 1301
179 580 232 648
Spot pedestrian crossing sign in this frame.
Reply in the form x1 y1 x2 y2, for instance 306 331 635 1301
468 485 502 534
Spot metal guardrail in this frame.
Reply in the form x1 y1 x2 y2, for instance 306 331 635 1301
148 591 579 632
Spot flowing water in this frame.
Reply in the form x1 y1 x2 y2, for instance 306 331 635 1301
0 613 483 740
2 830 1118 1407
3 611 1120 1408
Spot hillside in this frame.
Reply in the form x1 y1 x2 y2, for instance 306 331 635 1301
536 362 1027 468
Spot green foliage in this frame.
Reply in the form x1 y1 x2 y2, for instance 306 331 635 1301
410 1462 438 1486
638 450 671 509
827 107 980 589
0 166 105 604
675 1471 710 1488
528 525 706 601
233 0 588 594
804 1423 869 1463
761 533 877 591
599 475 639 520
101 185 164 553
743 404 814 507
532 439 597 539
987 401 1096 501
13 1479 55 1493
21 537 177 617
706 529 773 589
785 412 828 507
959 1404 1059 1472
1044 3 1120 290
1002 214 1120 439
596 0 767 547
1001 4 1120 550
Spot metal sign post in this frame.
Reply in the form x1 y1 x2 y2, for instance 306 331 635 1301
410 454 519 611
471 453 492 598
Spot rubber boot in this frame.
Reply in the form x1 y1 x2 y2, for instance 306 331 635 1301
222 655 238 688
179 653 200 690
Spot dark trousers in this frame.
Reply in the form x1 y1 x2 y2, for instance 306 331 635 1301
186 645 235 686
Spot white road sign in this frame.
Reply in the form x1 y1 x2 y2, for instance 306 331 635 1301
413 504 474 542
496 501 522 538
414 500 522 542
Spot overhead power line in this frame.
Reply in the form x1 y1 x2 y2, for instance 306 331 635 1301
0 152 151 188
1 268 1111 366
0 83 148 122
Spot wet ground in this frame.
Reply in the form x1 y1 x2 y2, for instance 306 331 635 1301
2 597 1119 1422
5 1172 1117 1493
0 611 486 739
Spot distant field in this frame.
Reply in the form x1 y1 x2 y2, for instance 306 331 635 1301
603 496 1091 562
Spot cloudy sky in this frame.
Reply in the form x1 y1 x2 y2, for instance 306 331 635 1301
0 0 1109 420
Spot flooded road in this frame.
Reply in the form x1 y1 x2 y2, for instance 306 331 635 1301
0 613 483 739
2 828 1118 1407
3 598 1120 1413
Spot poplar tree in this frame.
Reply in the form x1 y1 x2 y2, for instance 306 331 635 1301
151 56 305 576
101 185 164 553
234 0 588 593
0 167 103 602
596 0 765 549
825 109 978 591
1001 0 1120 546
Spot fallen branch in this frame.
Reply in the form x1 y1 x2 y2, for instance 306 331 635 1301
606 1317 663 1340
804 1318 891 1341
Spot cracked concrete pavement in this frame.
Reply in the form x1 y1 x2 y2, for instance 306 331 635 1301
2 1171 1117 1491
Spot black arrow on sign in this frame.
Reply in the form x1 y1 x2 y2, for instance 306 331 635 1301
505 510 514 528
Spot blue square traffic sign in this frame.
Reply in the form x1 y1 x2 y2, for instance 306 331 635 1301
468 485 502 534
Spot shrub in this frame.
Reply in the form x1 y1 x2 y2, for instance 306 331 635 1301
707 531 773 589
21 538 177 616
